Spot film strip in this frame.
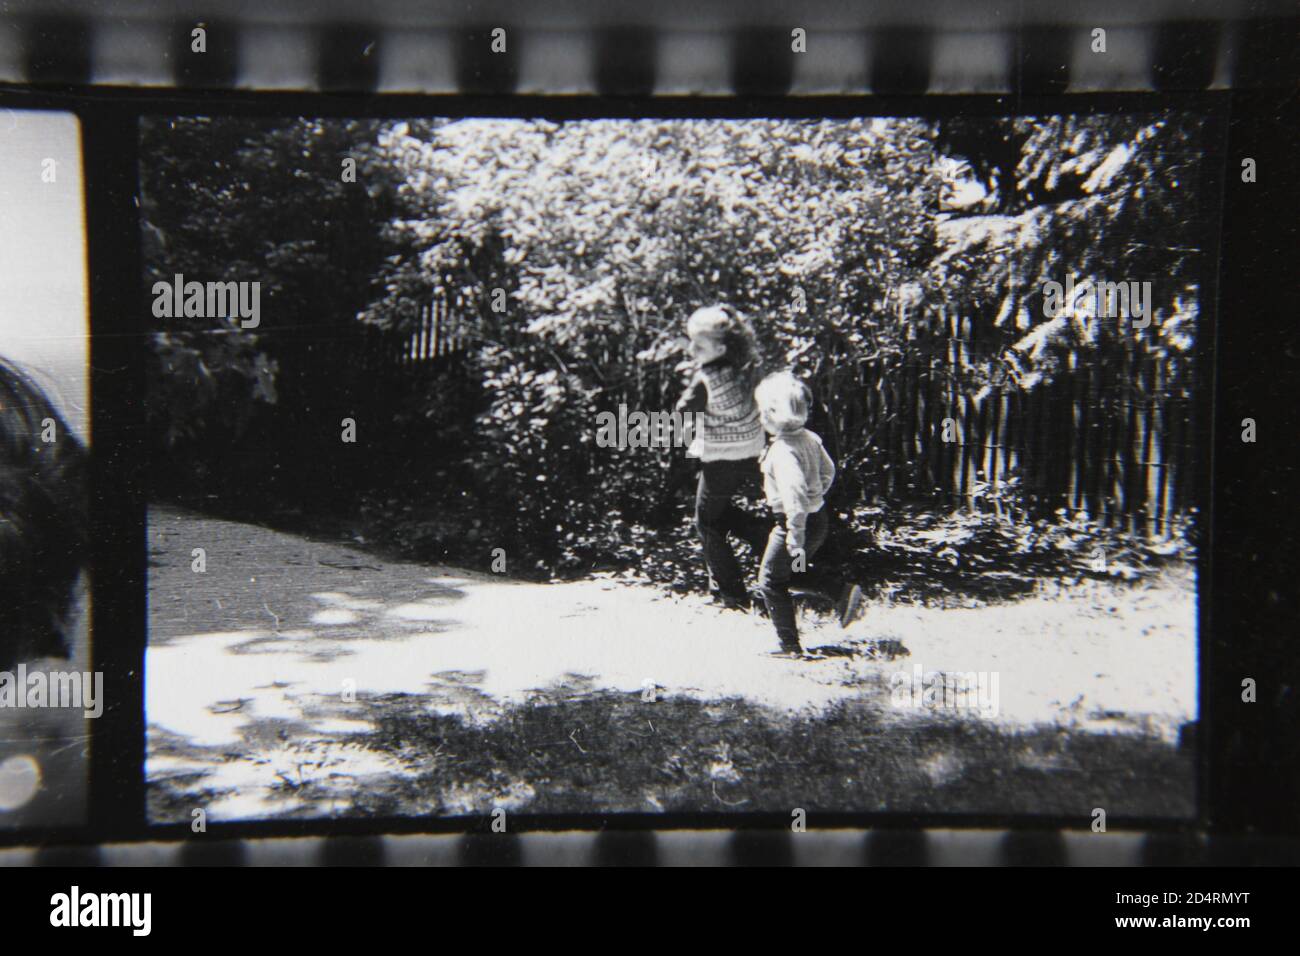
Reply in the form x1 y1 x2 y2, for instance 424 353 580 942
0 0 1296 874
0 6 1295 96
6 829 1299 868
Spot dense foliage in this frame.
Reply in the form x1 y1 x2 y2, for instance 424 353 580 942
361 118 940 544
140 117 399 446
141 112 1204 574
927 113 1201 393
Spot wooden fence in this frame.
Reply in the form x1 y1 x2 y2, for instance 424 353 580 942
404 293 468 364
853 309 1196 538
357 293 469 374
344 295 1193 538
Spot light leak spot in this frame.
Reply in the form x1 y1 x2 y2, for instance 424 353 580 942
0 754 42 811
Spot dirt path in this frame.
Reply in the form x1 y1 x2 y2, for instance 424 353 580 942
146 505 1196 821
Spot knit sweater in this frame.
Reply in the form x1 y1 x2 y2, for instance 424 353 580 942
760 427 836 551
677 360 765 462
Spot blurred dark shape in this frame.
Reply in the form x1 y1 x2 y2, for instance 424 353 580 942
0 358 88 669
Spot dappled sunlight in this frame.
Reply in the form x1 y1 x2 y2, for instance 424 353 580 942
311 607 359 625
147 506 1197 822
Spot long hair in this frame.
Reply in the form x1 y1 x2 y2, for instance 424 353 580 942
686 304 762 391
0 358 88 668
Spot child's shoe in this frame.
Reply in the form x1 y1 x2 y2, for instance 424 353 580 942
837 584 865 628
709 590 751 611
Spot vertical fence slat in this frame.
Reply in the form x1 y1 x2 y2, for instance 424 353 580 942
414 301 424 361
1116 336 1132 531
1169 371 1179 534
1152 359 1169 537
1040 374 1057 512
1067 349 1080 513
1085 337 1105 521
434 299 444 358
783 301 1193 538
1140 352 1157 537
439 296 446 357
1098 346 1117 527
434 296 444 358
1174 379 1192 516
950 324 963 505
905 329 920 493
937 360 951 502
1001 388 1015 507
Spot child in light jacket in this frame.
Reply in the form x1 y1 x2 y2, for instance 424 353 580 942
754 371 840 655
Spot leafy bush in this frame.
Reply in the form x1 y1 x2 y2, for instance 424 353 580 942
141 114 1205 570
363 118 940 543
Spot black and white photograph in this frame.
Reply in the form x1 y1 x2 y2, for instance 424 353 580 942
0 108 92 829
138 108 1210 824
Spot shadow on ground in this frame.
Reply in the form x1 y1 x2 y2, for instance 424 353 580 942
146 504 1197 824
149 687 1195 822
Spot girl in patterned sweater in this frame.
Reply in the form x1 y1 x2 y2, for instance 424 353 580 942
675 305 768 609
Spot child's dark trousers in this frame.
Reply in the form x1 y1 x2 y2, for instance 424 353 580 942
694 458 768 602
759 508 830 651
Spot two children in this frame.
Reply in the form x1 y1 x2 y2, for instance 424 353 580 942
681 307 862 657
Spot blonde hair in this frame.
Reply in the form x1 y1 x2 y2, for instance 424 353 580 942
685 305 760 390
754 371 812 433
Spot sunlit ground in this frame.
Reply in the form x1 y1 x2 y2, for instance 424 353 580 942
146 506 1196 822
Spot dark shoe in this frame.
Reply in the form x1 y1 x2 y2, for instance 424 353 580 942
709 591 751 611
837 584 865 628
789 585 835 613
